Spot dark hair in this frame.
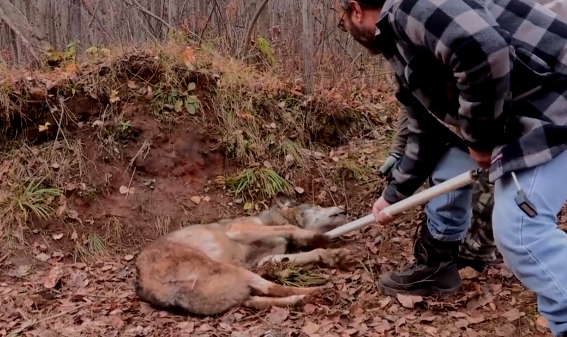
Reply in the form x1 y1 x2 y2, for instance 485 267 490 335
339 0 386 10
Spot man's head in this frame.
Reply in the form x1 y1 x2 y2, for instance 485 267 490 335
335 0 385 54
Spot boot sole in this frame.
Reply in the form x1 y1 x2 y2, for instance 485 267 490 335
377 282 462 298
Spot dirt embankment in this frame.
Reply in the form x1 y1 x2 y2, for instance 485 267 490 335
0 46 395 262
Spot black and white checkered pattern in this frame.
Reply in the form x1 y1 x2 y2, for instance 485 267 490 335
372 0 567 203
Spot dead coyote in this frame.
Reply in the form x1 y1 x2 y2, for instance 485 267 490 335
134 193 350 316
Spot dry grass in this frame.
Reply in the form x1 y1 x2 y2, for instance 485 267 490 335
256 262 329 287
225 167 295 203
0 139 86 244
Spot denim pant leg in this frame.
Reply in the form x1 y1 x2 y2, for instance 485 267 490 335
493 149 567 336
424 146 477 242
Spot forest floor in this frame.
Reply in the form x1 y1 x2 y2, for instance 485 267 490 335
0 44 562 337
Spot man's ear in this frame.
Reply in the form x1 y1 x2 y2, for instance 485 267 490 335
349 0 364 23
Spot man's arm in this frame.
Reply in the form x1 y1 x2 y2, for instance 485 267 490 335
378 111 409 177
381 79 451 204
390 111 410 156
394 0 513 153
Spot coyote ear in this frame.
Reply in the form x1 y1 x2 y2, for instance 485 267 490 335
274 193 298 209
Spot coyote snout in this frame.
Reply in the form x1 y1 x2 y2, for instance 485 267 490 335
270 192 346 233
134 193 351 316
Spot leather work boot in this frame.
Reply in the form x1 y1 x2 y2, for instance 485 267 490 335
377 223 462 297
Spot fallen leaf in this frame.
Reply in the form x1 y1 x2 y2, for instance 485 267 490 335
466 312 485 324
379 297 392 308
123 254 134 261
109 89 120 103
177 321 194 332
67 270 89 289
119 185 135 195
422 325 437 336
374 319 392 333
495 323 516 336
52 233 63 240
190 196 201 204
197 323 213 331
295 187 305 194
459 267 479 279
65 183 77 191
302 322 320 335
502 308 521 322
145 86 153 100
455 319 469 329
44 265 63 289
181 46 196 69
38 122 51 132
109 315 124 330
66 209 82 225
304 303 317 314
397 293 423 308
266 307 288 325
35 253 51 262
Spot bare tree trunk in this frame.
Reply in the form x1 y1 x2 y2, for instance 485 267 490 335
68 0 82 43
0 0 40 63
301 0 314 94
241 0 269 56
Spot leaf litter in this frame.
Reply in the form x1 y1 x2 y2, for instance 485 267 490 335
0 213 556 337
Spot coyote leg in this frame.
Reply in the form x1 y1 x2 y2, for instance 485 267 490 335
243 295 309 310
257 248 353 268
226 222 329 246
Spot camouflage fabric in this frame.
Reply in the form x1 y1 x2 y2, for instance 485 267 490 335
458 172 497 262
387 110 497 262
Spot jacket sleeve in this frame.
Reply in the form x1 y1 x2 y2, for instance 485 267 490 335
393 0 513 153
389 109 410 156
382 82 451 204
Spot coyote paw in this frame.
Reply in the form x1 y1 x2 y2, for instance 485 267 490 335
324 248 356 269
290 294 309 306
305 233 332 248
295 285 326 296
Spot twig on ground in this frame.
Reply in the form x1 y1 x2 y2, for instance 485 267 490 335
126 167 136 199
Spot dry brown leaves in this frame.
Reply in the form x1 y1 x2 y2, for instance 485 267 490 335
0 198 562 337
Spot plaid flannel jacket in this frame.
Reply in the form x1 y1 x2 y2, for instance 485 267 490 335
375 0 567 204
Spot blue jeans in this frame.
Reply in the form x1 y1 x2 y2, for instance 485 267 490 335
425 146 567 336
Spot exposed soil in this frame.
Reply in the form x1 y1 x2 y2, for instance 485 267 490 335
0 48 561 337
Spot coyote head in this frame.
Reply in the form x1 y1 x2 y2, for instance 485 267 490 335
265 193 347 233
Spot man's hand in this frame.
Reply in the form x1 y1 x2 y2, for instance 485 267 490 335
468 148 492 168
372 196 397 225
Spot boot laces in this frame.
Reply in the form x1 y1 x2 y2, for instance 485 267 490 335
396 225 429 273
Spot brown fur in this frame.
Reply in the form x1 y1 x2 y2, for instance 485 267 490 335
134 193 351 316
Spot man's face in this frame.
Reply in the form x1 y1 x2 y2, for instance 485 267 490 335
335 1 382 55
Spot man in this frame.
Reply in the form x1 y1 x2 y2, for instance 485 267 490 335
378 110 497 273
336 0 567 335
